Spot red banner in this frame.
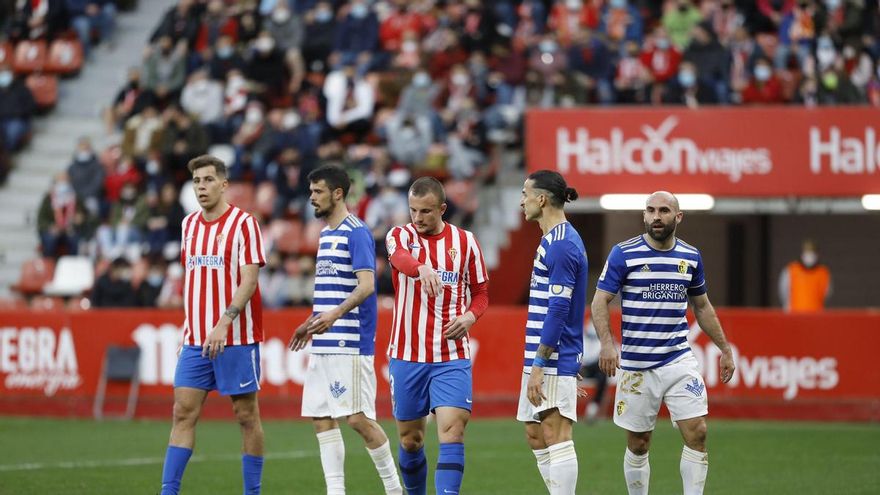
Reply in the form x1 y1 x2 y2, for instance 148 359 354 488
526 107 880 196
1 308 878 421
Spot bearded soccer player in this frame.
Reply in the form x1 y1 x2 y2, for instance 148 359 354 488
517 170 587 494
591 191 735 495
384 177 489 495
160 155 266 495
288 165 402 494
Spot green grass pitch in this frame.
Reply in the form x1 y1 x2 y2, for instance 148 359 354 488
0 417 877 494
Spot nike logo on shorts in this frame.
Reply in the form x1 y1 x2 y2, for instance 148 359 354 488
240 380 254 388
465 398 472 404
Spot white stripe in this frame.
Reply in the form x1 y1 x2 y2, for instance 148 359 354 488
624 257 696 268
524 350 559 360
528 290 548 300
314 277 357 286
527 305 548 314
321 235 350 245
627 271 693 281
317 249 352 259
533 275 549 285
525 335 541 343
621 299 688 310
526 320 543 329
622 329 690 340
313 333 361 341
534 260 548 271
417 236 430 363
623 343 689 354
622 315 688 325
622 245 651 253
674 244 698 255
433 235 446 362
313 290 353 299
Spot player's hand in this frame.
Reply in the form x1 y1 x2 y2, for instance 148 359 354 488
598 342 620 377
308 309 340 335
417 265 442 297
527 367 546 407
576 373 589 398
442 311 475 340
202 321 229 359
288 316 316 352
719 349 736 384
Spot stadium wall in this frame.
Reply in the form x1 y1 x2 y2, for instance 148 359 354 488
0 308 877 422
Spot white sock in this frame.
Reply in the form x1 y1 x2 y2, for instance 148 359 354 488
623 448 650 495
532 448 552 492
680 445 708 495
547 440 578 495
317 429 346 494
367 440 403 495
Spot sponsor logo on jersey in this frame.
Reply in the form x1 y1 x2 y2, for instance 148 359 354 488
186 255 224 270
435 270 460 285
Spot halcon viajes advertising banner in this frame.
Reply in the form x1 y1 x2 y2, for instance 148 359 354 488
525 107 880 196
0 308 877 420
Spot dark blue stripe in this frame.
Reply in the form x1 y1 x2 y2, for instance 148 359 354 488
622 336 687 347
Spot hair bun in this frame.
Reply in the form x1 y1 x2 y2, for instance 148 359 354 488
565 187 579 202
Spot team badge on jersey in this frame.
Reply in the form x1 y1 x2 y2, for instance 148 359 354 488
616 400 626 416
448 247 458 261
216 233 224 246
678 260 688 274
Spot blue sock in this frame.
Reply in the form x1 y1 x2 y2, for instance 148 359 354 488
160 445 192 495
435 442 465 495
242 454 264 495
398 444 427 495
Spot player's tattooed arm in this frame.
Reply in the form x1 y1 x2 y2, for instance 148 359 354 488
535 344 554 360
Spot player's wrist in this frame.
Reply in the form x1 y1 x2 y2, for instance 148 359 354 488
532 356 549 369
223 305 240 321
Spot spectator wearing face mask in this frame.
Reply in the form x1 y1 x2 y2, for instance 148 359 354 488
37 173 94 258
195 0 239 54
662 61 718 108
246 31 291 99
641 27 682 104
779 239 832 312
265 1 304 53
96 182 149 261
181 69 224 126
209 35 246 81
302 1 338 70
143 35 187 104
332 0 379 71
91 257 138 307
599 0 644 44
66 137 105 215
741 57 786 103
0 65 35 153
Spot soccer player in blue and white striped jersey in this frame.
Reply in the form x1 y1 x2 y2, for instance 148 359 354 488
289 165 402 495
591 191 735 495
516 170 588 495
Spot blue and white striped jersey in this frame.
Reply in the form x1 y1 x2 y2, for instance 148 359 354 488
523 222 588 377
311 214 377 356
596 235 707 371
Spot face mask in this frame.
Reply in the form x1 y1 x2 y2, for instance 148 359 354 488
402 40 418 53
678 70 696 87
0 71 13 87
825 0 841 9
75 150 93 162
801 251 818 267
246 108 263 123
566 0 581 10
655 38 670 50
53 183 73 197
315 9 332 22
272 9 291 23
255 38 274 53
452 73 469 86
412 72 430 88
282 111 300 129
817 47 837 67
146 160 160 175
350 4 368 18
539 41 557 53
147 273 164 286
609 0 626 8
755 65 772 82
216 45 233 59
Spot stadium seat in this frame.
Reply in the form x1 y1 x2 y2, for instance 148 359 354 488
12 39 47 74
254 181 277 219
93 345 141 420
445 179 478 214
207 144 235 168
12 257 56 296
45 38 84 76
0 42 13 66
268 218 302 254
302 220 322 256
25 73 59 109
226 181 256 213
43 255 95 297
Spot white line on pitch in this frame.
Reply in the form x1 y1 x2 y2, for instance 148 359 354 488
0 450 317 472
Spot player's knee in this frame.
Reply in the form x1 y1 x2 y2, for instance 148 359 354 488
686 421 707 449
345 414 371 434
400 431 424 452
627 433 651 455
232 402 259 428
172 400 199 426
438 421 466 443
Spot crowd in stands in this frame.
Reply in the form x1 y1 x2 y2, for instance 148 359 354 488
16 0 880 309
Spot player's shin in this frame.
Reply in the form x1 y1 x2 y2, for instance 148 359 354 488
318 429 346 494
160 445 193 495
680 446 708 495
435 442 465 494
398 444 427 495
623 448 650 495
547 441 577 495
367 440 403 494
532 447 552 492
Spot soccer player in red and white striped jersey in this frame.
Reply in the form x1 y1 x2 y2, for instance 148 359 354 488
160 155 266 495
384 177 489 495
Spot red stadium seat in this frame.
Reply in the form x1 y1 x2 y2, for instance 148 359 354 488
45 38 84 75
0 42 13 66
254 182 277 219
12 40 47 74
12 257 56 296
25 73 59 109
301 220 322 256
226 182 256 213
269 219 302 254
445 179 478 213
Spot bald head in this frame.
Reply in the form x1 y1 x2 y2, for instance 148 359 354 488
647 191 680 212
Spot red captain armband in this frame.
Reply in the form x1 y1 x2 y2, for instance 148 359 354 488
467 281 489 319
390 249 423 278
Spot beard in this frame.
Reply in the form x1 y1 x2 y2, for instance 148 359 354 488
645 220 676 242
313 198 334 218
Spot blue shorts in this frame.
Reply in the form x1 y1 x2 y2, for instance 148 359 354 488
388 358 472 421
174 344 261 396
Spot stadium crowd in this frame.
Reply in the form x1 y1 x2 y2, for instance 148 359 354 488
19 0 880 308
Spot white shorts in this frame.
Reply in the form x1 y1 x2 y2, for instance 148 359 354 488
613 354 708 433
301 354 377 420
516 373 578 423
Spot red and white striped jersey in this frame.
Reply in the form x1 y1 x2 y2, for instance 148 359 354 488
180 205 266 346
385 222 488 363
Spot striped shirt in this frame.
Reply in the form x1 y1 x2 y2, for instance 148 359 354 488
311 214 377 356
385 222 488 363
180 205 266 346
596 235 707 370
523 222 588 376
